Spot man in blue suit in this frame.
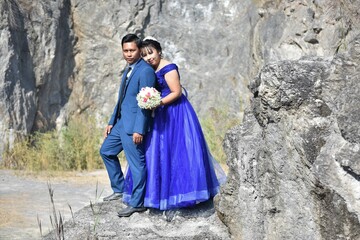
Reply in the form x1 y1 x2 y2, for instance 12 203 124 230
100 34 156 217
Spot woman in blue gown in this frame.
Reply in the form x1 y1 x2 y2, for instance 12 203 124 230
123 37 226 210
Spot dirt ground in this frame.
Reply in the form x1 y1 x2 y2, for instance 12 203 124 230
0 169 112 240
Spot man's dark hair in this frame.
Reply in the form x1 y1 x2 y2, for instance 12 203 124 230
121 34 142 48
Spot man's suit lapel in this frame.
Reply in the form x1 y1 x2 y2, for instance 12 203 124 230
116 60 143 119
119 67 130 102
124 69 133 90
124 60 142 93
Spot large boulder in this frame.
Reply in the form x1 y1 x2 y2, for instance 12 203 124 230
215 35 360 239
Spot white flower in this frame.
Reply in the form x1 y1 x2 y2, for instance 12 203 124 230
136 87 161 109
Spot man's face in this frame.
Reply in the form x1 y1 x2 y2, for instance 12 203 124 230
122 41 141 65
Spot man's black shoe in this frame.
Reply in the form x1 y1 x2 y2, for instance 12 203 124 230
117 206 147 217
103 193 122 201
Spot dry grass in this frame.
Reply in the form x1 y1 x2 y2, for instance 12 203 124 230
200 106 240 165
2 115 104 172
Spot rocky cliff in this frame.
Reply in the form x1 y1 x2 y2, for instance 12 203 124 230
216 48 360 239
0 0 356 154
215 0 360 237
1 0 360 239
0 0 255 156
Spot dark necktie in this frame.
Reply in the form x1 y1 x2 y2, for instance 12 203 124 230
116 67 132 119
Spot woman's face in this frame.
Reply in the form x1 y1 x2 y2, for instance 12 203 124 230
141 46 161 68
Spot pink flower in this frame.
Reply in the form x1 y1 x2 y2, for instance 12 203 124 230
136 87 161 109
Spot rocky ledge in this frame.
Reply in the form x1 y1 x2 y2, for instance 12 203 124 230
43 198 230 240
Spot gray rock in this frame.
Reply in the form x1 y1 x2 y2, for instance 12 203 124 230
216 35 360 240
43 199 231 240
1 0 360 156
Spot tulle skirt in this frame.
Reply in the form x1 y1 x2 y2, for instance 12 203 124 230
123 94 226 210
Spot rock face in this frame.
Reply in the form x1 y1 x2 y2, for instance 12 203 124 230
0 0 75 154
216 36 360 239
2 0 357 156
0 0 257 156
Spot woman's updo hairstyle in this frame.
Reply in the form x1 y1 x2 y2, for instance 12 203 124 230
142 36 162 53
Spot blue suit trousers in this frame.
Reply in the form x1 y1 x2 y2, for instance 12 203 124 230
100 119 146 207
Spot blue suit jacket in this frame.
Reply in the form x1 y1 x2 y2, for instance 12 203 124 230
108 59 156 135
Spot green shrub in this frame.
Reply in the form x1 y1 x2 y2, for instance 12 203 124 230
2 115 103 171
2 135 33 170
200 107 240 164
60 116 103 171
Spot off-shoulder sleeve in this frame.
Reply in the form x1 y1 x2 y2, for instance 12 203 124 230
158 63 179 76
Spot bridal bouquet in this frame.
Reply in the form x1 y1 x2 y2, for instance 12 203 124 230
136 87 161 109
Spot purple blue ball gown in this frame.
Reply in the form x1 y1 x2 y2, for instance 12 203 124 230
123 63 226 210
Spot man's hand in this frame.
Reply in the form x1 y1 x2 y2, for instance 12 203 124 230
133 132 143 144
104 125 113 138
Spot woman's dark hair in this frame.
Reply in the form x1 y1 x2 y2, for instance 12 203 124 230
142 39 162 53
121 34 142 48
